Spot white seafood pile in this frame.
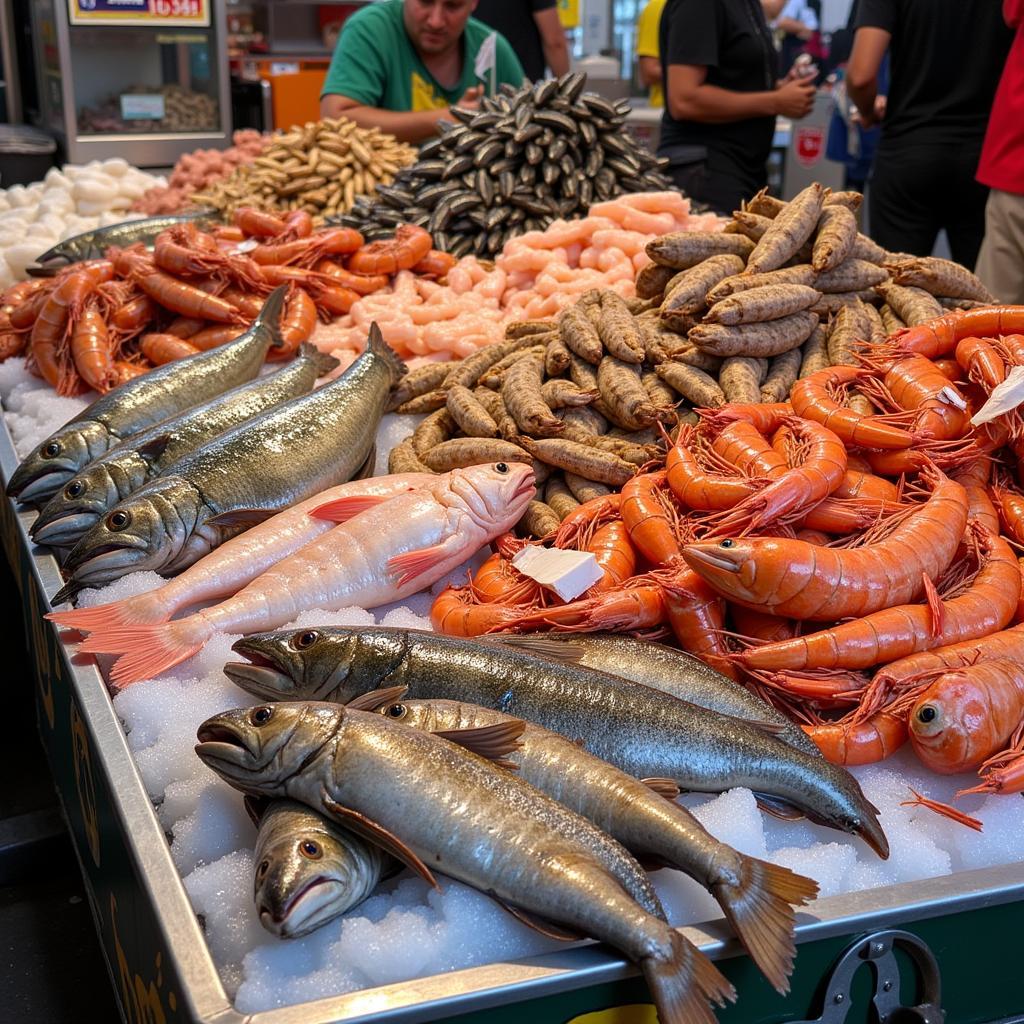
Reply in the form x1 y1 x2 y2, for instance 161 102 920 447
2 358 1023 1014
0 159 166 286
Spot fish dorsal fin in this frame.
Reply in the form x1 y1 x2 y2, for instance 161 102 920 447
309 492 402 524
489 894 584 941
206 508 276 528
135 434 172 463
642 777 681 801
345 685 409 712
319 790 440 890
243 795 270 828
433 720 526 764
754 792 806 821
487 634 586 663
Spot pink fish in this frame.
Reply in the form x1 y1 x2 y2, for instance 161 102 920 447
48 473 433 634
77 462 535 687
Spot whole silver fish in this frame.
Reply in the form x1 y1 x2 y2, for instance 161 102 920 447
224 626 888 858
28 210 219 274
59 325 402 592
196 702 734 1023
491 633 820 757
364 692 818 995
6 285 288 504
247 797 394 939
31 344 339 549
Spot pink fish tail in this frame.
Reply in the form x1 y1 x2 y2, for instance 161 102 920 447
47 589 173 633
78 616 211 685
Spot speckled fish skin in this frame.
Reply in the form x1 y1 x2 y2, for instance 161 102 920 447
195 702 732 1021
30 345 337 548
30 210 219 271
224 627 888 857
59 325 402 587
489 632 821 757
252 798 393 939
6 285 288 504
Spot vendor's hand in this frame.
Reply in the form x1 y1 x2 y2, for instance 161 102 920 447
774 77 816 118
454 85 483 112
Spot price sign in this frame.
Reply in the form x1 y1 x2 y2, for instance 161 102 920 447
68 0 209 27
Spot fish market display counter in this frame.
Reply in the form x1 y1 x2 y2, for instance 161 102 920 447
3 408 1024 1024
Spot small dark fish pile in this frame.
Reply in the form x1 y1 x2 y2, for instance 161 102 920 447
336 73 671 258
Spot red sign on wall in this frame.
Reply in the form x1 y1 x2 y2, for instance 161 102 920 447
795 126 824 168
68 0 209 27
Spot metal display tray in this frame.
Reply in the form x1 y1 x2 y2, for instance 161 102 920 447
3 417 1024 1024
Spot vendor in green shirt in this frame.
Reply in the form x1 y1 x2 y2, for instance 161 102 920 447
320 0 526 143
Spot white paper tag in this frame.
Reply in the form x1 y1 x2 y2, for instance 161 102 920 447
120 94 165 121
970 365 1024 425
511 546 604 602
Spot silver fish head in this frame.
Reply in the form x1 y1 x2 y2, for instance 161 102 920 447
195 702 342 794
446 461 536 527
7 420 111 504
30 462 121 547
225 628 366 702
253 800 382 939
60 477 201 586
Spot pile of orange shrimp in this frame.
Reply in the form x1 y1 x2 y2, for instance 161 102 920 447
0 209 453 395
430 303 1024 802
313 192 724 367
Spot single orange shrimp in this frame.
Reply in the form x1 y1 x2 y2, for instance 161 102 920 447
489 584 667 634
683 464 969 621
412 249 458 278
269 287 318 360
803 711 908 766
708 418 848 535
585 520 637 591
734 525 1020 672
188 325 244 351
280 209 314 240
553 493 622 548
909 659 1024 774
431 586 542 636
790 365 915 449
875 354 972 440
619 471 681 566
899 789 983 831
252 228 364 267
889 305 1024 359
315 260 389 295
129 262 245 324
70 302 117 392
347 224 432 276
955 336 1006 389
711 419 788 478
140 333 202 365
469 552 542 604
665 425 763 511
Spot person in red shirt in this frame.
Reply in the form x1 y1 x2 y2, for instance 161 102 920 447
976 1 1024 301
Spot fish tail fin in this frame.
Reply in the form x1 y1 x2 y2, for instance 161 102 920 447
46 590 172 633
642 929 735 1024
78 617 210 686
256 285 288 350
298 341 339 377
366 322 407 385
714 857 819 996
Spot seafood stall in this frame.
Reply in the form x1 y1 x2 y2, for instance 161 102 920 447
24 0 232 166
4 146 1024 1023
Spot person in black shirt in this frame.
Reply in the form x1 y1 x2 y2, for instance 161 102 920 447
657 0 816 214
847 0 1012 267
474 0 570 81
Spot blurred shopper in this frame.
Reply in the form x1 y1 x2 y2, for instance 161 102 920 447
975 0 1024 301
475 0 570 81
657 0 815 214
773 0 819 78
847 0 1012 267
320 0 525 143
636 0 667 106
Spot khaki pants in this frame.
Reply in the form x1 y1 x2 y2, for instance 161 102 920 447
975 188 1024 304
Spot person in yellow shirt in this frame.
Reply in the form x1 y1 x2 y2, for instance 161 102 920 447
636 0 667 106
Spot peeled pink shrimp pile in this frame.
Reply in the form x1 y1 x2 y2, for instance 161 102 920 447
311 192 724 370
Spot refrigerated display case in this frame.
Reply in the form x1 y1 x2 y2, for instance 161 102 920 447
27 0 231 167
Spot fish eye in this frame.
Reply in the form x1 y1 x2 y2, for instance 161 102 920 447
294 630 318 650
251 706 274 726
65 480 85 499
720 539 734 548
299 839 322 859
106 510 131 531
43 442 61 458
257 859 270 879
385 704 407 719
494 462 509 473
917 705 937 724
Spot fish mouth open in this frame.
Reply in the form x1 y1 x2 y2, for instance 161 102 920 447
63 542 148 580
512 477 538 501
224 642 296 698
9 469 70 504
195 721 256 762
262 877 343 936
31 511 98 547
